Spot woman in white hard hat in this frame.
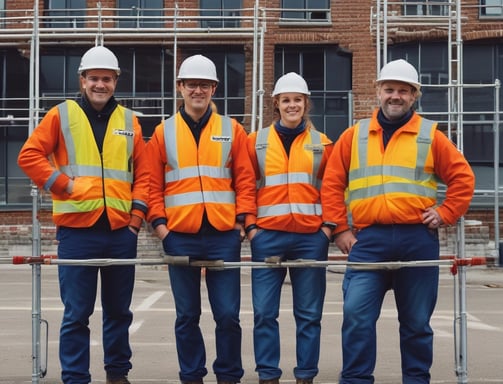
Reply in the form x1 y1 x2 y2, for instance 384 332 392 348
321 59 475 383
147 54 256 384
246 72 333 384
18 45 149 384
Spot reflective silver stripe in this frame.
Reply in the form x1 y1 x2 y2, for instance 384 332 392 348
356 118 371 166
264 172 312 186
124 108 134 156
349 164 434 181
59 165 131 182
164 116 179 168
255 127 269 189
163 114 233 183
350 183 437 201
164 190 236 206
59 164 101 177
166 165 231 182
219 116 232 164
309 130 323 186
258 203 322 217
416 118 435 176
58 101 77 165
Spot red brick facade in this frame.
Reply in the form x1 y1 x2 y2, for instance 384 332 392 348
2 0 502 249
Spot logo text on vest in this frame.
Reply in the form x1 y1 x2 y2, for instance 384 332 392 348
211 135 231 142
114 129 134 137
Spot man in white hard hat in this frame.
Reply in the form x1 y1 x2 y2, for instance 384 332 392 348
321 59 475 383
18 45 149 384
146 54 256 384
246 72 333 384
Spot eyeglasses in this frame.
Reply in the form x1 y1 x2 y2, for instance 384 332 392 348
86 76 116 83
183 82 214 91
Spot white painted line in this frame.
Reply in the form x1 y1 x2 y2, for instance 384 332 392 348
129 319 144 334
134 290 166 311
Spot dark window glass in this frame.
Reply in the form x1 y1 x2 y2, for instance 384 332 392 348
200 0 242 28
117 0 164 28
39 48 82 107
44 0 86 28
388 42 503 167
0 0 5 28
182 49 245 122
403 0 449 16
274 45 351 141
281 0 330 21
114 47 174 137
480 0 503 17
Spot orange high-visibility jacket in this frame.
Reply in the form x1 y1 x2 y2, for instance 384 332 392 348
146 111 256 233
18 100 149 230
247 123 332 233
321 109 475 234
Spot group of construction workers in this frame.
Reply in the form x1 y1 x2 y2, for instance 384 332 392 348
17 45 475 384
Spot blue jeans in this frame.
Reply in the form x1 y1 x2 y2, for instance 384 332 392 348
163 229 244 383
57 226 137 384
251 229 329 381
340 224 439 384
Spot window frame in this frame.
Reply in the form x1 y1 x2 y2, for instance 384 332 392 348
200 0 242 28
480 0 503 18
43 0 87 29
279 0 331 25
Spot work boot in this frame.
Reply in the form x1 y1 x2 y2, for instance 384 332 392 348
106 376 131 384
259 379 280 384
296 380 313 384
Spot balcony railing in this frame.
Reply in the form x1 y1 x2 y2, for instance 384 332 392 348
0 5 260 46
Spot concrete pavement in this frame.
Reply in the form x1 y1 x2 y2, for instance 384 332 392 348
0 261 502 384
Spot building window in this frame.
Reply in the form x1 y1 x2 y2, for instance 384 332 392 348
274 45 351 141
114 47 174 138
403 0 449 16
117 0 164 28
200 0 242 28
44 0 86 28
280 0 330 22
480 0 503 17
39 47 173 139
0 0 5 28
181 49 245 122
388 42 503 166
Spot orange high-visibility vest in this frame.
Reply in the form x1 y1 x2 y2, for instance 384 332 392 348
162 113 237 233
254 125 328 233
52 100 135 228
347 117 438 226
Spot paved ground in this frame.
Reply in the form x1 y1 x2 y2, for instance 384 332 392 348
1 261 503 384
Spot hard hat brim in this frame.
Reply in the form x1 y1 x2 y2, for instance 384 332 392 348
376 76 421 92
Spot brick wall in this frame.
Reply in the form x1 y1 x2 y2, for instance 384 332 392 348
0 209 496 262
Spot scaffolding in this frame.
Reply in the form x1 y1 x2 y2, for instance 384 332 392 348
1 1 501 382
372 1 501 382
0 2 267 383
0 2 267 131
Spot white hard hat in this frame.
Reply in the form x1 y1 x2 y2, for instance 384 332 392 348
78 46 121 76
376 59 421 92
272 72 310 96
177 54 219 82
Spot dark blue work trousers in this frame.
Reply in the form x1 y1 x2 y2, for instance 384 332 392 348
56 226 137 384
339 224 439 384
162 229 244 383
250 229 329 381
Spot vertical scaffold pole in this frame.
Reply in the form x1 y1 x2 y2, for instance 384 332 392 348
29 2 42 383
450 1 468 382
